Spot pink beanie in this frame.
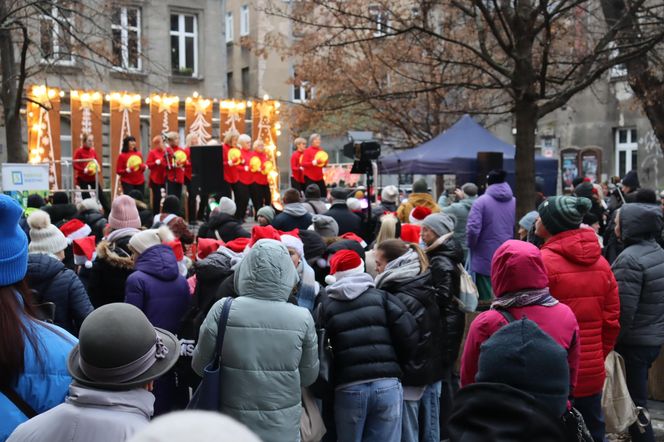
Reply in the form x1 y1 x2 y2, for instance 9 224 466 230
108 195 141 229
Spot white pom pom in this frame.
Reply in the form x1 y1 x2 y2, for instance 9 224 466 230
84 260 93 269
157 225 175 243
325 274 336 285
27 209 51 230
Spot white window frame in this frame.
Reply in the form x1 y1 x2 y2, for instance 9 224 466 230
615 128 638 176
170 13 199 76
111 6 142 71
240 5 250 36
40 4 75 65
609 42 627 79
368 5 388 37
225 12 234 43
292 80 313 103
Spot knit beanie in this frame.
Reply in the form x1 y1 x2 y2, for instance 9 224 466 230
281 234 305 259
305 184 322 200
381 185 398 204
127 189 145 202
412 179 428 194
311 214 339 237
0 195 29 285
537 196 591 236
325 250 365 285
109 195 141 230
162 196 180 215
518 210 539 232
476 318 569 418
128 226 175 255
347 198 361 212
52 191 69 205
256 206 275 224
27 194 45 209
622 170 640 190
574 181 596 201
27 210 68 255
421 212 456 237
461 183 478 197
409 206 432 225
218 197 236 216
487 170 507 185
77 198 101 213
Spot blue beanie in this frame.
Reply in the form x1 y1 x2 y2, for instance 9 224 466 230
0 195 29 286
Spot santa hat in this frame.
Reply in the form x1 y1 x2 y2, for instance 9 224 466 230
226 237 251 253
281 234 305 259
59 219 92 243
73 235 97 269
325 250 365 285
409 206 432 225
400 224 422 244
339 232 367 248
250 225 281 246
166 240 188 277
197 238 225 260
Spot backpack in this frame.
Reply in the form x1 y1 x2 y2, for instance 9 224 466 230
456 263 478 312
30 269 65 323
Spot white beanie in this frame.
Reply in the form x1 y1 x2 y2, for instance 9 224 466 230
77 198 101 213
218 197 236 216
381 185 398 203
347 197 361 212
281 234 305 259
27 210 68 255
128 226 175 255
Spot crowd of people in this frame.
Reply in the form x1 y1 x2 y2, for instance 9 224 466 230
2 163 664 442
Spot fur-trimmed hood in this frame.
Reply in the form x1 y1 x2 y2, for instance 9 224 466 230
96 239 134 270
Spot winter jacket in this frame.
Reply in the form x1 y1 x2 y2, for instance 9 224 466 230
198 213 250 242
75 209 107 242
153 214 194 245
2 310 76 441
87 235 135 308
303 199 328 215
541 228 620 397
612 203 664 346
192 240 318 442
425 235 465 368
396 193 440 224
460 240 580 393
26 253 93 335
324 203 363 237
40 204 77 227
442 196 476 259
272 203 313 231
321 272 418 386
376 251 444 387
7 385 152 442
466 182 516 276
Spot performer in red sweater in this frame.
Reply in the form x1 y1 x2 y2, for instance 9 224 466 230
147 135 167 214
234 134 254 221
116 135 146 196
290 137 306 192
222 131 240 199
250 139 271 213
73 132 108 211
301 133 328 197
164 132 187 201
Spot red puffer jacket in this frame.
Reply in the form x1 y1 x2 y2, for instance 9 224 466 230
540 228 620 398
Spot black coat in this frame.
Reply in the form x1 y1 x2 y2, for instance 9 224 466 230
41 204 77 226
272 211 313 231
76 209 107 242
86 237 135 308
324 203 363 237
26 253 93 335
320 287 418 386
381 271 445 387
198 213 250 242
426 237 465 368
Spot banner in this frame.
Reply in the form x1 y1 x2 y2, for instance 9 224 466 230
70 90 103 184
2 163 51 191
219 100 246 138
27 85 61 189
185 95 212 144
150 94 179 143
109 92 142 197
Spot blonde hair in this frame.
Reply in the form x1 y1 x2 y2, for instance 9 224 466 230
185 133 200 147
166 131 178 141
375 214 398 245
223 130 239 145
377 239 429 273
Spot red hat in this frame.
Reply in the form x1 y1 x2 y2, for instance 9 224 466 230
250 225 281 246
60 219 92 243
277 228 300 238
72 235 96 269
325 249 364 285
409 206 432 225
166 240 184 261
400 224 422 244
197 238 224 260
339 232 367 248
226 237 251 253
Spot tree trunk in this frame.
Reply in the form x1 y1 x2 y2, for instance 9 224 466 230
514 100 538 221
0 24 26 163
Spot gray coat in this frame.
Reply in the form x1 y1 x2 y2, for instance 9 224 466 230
192 240 319 442
442 196 476 259
8 385 153 442
612 203 664 346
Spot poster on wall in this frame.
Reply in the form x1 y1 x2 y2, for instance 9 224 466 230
582 154 599 183
562 152 579 188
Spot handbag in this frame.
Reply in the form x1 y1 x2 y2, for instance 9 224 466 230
300 387 326 442
456 263 479 312
602 351 639 433
560 407 593 442
187 297 233 411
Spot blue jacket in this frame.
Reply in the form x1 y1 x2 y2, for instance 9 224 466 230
27 254 93 336
1 315 76 441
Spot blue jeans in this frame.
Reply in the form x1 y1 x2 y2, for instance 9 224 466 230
574 393 605 442
335 379 403 442
402 381 442 442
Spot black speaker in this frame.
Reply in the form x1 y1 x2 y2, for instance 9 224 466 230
477 152 504 192
190 145 229 195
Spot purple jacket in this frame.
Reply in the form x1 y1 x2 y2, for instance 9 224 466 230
125 244 191 333
466 182 515 276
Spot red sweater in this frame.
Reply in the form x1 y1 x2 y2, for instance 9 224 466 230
73 146 98 183
184 147 192 181
253 151 269 186
301 145 327 181
291 150 304 183
237 149 255 185
147 148 167 185
166 146 187 184
222 143 239 184
116 150 146 185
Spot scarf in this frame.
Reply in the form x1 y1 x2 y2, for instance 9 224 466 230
375 250 422 289
491 288 559 309
106 227 140 243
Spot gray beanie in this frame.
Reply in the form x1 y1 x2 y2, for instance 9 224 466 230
256 206 275 223
311 214 339 237
218 197 236 216
27 210 68 255
461 183 478 197
422 212 456 237
412 178 428 194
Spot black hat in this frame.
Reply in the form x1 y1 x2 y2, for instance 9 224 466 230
487 170 507 185
622 170 640 190
162 195 180 215
128 189 145 202
305 184 321 200
27 194 45 209
330 187 350 201
68 303 180 391
52 191 69 205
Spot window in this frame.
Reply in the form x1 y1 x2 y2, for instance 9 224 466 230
225 12 234 43
240 5 250 36
227 72 235 98
292 70 313 103
170 13 198 76
111 7 141 70
609 42 627 79
40 2 74 64
615 128 638 177
368 5 388 37
241 67 250 97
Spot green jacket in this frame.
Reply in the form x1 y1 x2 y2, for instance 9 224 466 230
442 196 477 259
192 240 319 442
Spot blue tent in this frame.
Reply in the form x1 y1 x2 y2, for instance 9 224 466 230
377 115 558 195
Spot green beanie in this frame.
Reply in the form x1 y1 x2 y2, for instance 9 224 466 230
412 179 428 194
537 196 592 236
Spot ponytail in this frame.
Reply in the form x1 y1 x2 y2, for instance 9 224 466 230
408 243 429 273
377 239 428 273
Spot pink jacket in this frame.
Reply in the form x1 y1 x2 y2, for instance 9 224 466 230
460 240 581 395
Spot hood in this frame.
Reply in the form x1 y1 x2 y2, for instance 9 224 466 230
27 253 66 281
234 239 299 301
491 240 548 297
375 249 422 289
135 244 179 281
283 202 309 218
407 193 435 207
66 383 154 419
41 203 77 224
208 212 238 230
543 228 601 267
326 272 375 301
486 182 514 202
194 250 235 282
619 203 663 245
96 238 135 270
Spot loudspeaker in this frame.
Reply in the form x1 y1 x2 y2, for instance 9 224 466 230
477 152 504 192
190 145 229 195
